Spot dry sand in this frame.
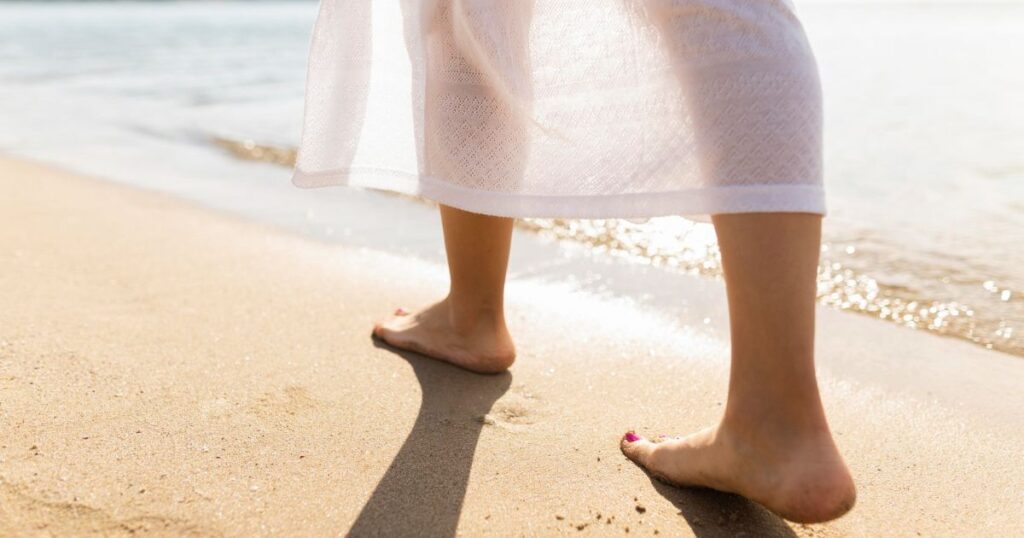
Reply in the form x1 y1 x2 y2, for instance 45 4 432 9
0 156 1022 536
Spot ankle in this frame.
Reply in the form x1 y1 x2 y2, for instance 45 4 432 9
720 401 833 447
443 295 507 335
722 372 831 436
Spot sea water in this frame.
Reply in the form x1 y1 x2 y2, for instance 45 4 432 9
0 1 1021 356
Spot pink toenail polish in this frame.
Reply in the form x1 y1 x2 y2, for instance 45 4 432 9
394 307 408 315
624 432 640 443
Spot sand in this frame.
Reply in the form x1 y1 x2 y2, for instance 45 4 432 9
0 155 1021 537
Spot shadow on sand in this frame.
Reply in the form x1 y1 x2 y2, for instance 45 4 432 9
348 339 512 537
648 478 798 537
353 340 796 537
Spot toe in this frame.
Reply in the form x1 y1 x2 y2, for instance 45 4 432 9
620 431 658 467
372 321 396 342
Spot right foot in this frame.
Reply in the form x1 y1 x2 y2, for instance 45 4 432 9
372 299 516 374
621 424 856 524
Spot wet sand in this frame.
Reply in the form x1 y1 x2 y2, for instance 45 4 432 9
1 156 1022 536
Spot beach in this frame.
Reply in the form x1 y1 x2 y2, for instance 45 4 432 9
2 0 1022 358
1 155 1022 536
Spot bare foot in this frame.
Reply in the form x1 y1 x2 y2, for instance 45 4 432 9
372 299 516 374
620 424 856 524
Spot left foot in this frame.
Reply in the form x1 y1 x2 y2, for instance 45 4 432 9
620 424 856 524
372 298 515 374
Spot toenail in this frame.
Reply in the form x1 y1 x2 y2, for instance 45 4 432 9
624 432 641 443
394 307 408 316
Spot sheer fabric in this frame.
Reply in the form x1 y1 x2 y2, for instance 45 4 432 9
293 0 825 219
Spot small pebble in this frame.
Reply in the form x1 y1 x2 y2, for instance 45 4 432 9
635 505 646 514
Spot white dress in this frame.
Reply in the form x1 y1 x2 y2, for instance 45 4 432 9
292 0 825 220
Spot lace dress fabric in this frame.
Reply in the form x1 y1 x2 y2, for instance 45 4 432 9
293 0 825 219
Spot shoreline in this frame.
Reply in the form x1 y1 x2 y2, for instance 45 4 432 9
1 155 1022 535
215 135 1024 360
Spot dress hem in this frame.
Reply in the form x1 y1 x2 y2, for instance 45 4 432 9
291 167 826 220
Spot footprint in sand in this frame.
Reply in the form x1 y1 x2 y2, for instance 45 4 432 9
478 384 540 431
0 482 212 535
249 385 322 420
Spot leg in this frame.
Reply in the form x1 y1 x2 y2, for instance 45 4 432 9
373 204 516 374
622 213 856 523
